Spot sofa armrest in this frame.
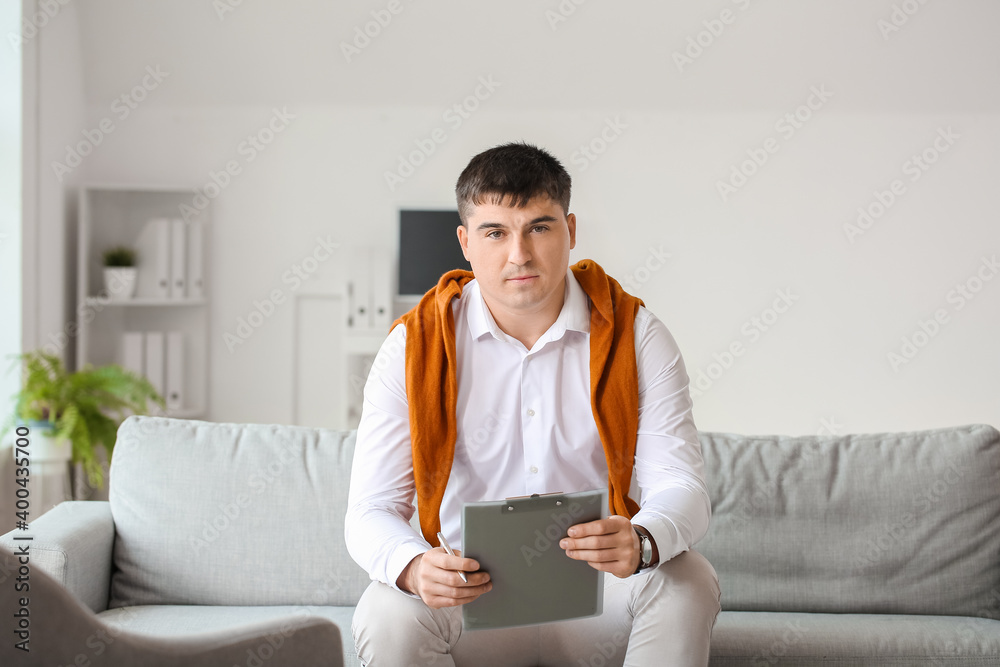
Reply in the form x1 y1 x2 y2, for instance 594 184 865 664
0 500 114 613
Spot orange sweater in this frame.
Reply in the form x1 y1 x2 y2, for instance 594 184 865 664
393 259 644 546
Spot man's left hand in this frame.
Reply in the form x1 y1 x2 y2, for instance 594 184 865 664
559 515 639 579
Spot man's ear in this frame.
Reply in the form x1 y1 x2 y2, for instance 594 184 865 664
456 224 470 261
567 213 577 250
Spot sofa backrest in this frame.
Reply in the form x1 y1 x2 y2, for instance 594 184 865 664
697 424 1000 619
108 416 372 609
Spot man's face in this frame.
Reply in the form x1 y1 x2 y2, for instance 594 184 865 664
456 195 576 322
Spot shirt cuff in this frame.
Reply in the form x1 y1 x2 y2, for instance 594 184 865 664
386 539 432 598
631 510 683 571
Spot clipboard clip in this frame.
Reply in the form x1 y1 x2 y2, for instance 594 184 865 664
502 491 566 512
504 491 564 501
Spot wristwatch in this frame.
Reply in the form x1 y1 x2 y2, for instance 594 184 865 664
634 527 654 574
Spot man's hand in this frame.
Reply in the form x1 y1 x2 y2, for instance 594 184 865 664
396 548 492 609
559 515 640 579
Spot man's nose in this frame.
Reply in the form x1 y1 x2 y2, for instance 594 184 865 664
509 235 532 265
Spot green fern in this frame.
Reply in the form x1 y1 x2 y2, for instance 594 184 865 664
1 350 165 487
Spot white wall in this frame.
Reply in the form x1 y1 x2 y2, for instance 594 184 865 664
1 2 23 416
18 0 86 366
28 0 1000 435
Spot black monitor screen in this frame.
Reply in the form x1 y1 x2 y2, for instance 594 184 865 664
398 210 472 296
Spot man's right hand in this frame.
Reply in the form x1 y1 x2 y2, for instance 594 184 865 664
396 548 492 609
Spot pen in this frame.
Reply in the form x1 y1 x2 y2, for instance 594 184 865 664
436 531 468 583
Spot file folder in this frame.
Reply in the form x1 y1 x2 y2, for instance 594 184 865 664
165 331 184 411
371 247 392 329
170 218 187 299
150 218 170 299
144 331 165 396
187 220 205 299
348 248 372 329
121 332 144 377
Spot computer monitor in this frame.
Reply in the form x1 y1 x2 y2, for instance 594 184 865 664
397 209 472 297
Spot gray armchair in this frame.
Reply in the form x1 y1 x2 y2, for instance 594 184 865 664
0 540 343 666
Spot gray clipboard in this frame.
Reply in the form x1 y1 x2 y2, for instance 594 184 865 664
461 488 608 630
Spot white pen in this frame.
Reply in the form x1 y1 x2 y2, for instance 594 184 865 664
436 531 468 583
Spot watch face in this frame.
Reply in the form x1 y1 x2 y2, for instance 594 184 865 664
640 535 653 567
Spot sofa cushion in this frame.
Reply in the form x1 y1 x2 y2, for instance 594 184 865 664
698 424 1000 619
98 607 1000 667
108 416 372 608
710 611 1000 666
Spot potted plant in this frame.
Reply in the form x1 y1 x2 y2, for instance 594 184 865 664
1 350 165 489
102 245 138 300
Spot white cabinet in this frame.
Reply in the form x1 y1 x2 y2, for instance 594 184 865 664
291 245 394 430
343 334 385 429
292 294 386 430
343 247 394 428
76 186 209 418
346 247 393 332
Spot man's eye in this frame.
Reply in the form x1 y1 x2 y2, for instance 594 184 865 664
532 226 548 233
486 231 503 239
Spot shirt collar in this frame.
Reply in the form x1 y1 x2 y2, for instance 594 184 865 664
466 268 591 344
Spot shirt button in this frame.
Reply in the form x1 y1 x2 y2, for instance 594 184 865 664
529 466 539 474
527 409 535 417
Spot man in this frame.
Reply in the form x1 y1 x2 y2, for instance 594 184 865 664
346 142 720 666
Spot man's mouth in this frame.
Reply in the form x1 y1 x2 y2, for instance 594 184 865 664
507 275 538 282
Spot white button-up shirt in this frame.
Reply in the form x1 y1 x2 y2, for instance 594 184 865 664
345 269 711 591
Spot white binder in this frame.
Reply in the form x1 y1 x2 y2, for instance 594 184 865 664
170 218 187 299
144 331 165 396
149 218 170 298
121 332 144 377
348 247 372 330
165 331 184 411
371 247 392 330
187 220 205 299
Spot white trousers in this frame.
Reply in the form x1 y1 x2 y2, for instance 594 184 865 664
352 549 721 667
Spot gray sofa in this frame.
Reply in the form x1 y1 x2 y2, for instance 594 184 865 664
3 416 999 666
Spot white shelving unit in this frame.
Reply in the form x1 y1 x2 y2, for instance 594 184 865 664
343 331 388 429
290 245 396 431
77 186 209 418
292 292 390 431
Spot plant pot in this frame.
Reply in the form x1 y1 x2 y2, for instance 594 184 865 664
104 267 138 300
10 420 73 517
11 420 71 462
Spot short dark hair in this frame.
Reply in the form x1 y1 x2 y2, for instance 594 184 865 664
455 142 572 225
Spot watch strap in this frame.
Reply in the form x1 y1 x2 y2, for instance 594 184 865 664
633 527 650 575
